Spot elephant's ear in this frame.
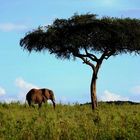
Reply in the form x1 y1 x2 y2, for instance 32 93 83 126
42 95 47 102
41 89 47 99
49 90 55 101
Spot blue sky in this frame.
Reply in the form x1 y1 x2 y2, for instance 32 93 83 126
0 0 140 103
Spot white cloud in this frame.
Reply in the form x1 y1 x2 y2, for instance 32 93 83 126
15 77 39 102
0 87 6 96
15 77 39 91
0 23 28 32
1 78 40 103
0 87 16 103
100 90 129 101
130 86 140 95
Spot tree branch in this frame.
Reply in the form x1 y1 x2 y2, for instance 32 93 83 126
84 47 98 62
104 49 116 60
76 54 95 70
99 49 116 62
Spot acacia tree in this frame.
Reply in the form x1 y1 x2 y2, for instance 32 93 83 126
20 14 140 110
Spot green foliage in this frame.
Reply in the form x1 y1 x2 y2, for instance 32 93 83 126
20 13 140 58
0 102 140 140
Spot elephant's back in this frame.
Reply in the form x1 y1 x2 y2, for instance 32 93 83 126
26 89 41 100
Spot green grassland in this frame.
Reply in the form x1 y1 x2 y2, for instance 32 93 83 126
0 102 140 140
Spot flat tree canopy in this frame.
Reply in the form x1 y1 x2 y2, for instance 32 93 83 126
20 14 140 109
20 14 140 55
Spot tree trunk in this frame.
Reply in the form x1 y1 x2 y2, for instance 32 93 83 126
90 71 98 110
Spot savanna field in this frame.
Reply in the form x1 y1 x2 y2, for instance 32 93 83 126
0 102 140 140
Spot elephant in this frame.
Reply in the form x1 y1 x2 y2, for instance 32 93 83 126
26 88 55 109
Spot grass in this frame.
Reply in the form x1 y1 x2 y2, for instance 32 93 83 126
0 102 140 140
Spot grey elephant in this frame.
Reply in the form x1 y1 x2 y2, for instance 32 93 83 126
26 88 55 109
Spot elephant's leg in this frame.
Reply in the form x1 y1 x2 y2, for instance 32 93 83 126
28 100 31 106
38 103 42 108
28 101 35 108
